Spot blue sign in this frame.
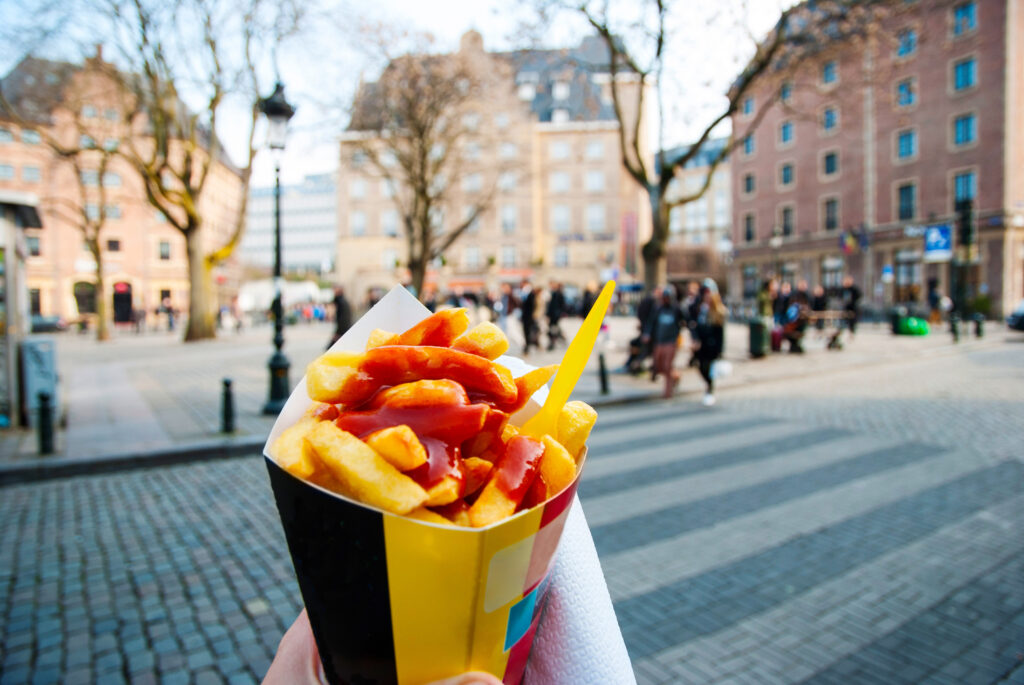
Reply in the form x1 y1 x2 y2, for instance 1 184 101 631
923 223 952 263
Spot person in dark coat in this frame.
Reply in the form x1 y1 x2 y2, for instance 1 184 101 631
842 276 862 336
546 281 567 350
520 279 539 355
643 286 686 398
581 281 599 318
692 285 727 406
811 285 828 336
327 286 352 349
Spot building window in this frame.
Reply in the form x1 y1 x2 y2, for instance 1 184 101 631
550 205 570 233
82 104 97 118
382 210 399 237
462 112 480 131
586 204 605 233
780 163 794 186
462 206 480 233
953 113 976 146
780 82 793 103
743 173 755 194
500 205 517 234
549 172 570 193
742 134 754 155
897 78 916 106
26 235 41 256
159 240 171 260
464 142 481 160
897 29 917 57
0 128 12 143
104 108 119 121
85 204 100 220
742 97 754 116
107 239 121 252
822 107 838 132
103 139 118 152
494 113 510 129
781 207 794 236
552 82 570 101
549 141 570 159
463 246 481 270
669 208 683 234
953 1 977 35
0 164 13 180
498 172 517 192
954 171 976 202
80 135 96 149
584 170 605 193
518 82 536 101
22 166 41 182
897 129 917 159
351 150 367 168
350 210 366 237
551 109 569 124
462 173 482 193
499 142 517 159
953 57 976 91
102 172 121 187
554 245 569 267
744 213 755 243
29 288 41 315
381 150 397 167
105 204 121 219
779 121 794 144
823 152 839 176
898 183 916 220
21 130 40 144
380 179 395 198
349 178 365 199
823 198 839 231
822 60 837 84
585 140 604 159
80 169 98 185
501 245 516 267
381 249 398 270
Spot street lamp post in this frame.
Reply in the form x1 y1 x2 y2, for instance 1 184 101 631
769 227 783 279
259 82 296 415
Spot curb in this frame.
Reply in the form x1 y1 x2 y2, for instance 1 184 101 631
0 435 266 486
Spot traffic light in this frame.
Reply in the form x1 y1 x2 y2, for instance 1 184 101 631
956 199 975 248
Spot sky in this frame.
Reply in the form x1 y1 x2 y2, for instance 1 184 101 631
1 0 791 188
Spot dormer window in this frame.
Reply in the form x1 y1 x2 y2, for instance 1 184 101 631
552 81 570 101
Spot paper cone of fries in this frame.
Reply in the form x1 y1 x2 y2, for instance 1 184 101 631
263 286 593 685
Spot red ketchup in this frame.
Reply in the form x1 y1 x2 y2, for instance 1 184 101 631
494 436 544 502
406 437 464 489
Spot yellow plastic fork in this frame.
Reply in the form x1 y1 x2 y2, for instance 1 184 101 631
521 280 616 438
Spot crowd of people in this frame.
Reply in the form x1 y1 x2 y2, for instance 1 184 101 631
624 279 728 405
754 276 861 354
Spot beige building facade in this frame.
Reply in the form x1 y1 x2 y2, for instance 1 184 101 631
335 32 650 300
0 53 244 326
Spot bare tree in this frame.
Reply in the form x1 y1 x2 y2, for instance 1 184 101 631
1 54 129 341
106 0 303 340
527 0 912 289
345 32 514 298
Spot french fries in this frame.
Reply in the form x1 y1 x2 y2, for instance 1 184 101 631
271 308 597 527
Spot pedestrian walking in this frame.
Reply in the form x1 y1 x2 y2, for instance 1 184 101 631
842 276 862 337
546 281 567 350
643 286 686 399
692 284 727 406
581 281 598 318
520 279 539 356
327 286 352 349
811 285 828 337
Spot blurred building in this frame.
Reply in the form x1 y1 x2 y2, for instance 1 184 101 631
664 138 732 288
241 172 337 276
0 50 244 325
336 31 650 299
728 0 1024 317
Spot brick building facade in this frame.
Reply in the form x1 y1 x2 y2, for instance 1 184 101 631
728 0 1024 317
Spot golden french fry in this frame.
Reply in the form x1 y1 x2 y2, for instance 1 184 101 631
424 475 462 507
370 379 468 409
306 351 365 403
557 400 597 462
405 506 456 525
501 423 520 442
305 402 339 421
366 328 397 349
451 322 509 360
539 435 577 498
270 417 319 480
462 456 494 496
305 421 428 515
467 480 517 528
364 425 428 471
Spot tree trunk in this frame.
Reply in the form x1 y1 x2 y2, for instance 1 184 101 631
184 228 217 341
408 255 427 302
92 246 110 342
642 190 670 291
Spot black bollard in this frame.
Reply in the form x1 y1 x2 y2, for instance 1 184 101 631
974 313 984 338
222 378 235 433
950 313 961 343
38 391 54 455
598 352 610 395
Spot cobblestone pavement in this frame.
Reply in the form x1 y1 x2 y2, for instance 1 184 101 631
1 339 1022 684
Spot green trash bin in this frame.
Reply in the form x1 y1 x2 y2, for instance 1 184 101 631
749 318 768 358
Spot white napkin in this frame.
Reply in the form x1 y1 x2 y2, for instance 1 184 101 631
525 497 636 685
